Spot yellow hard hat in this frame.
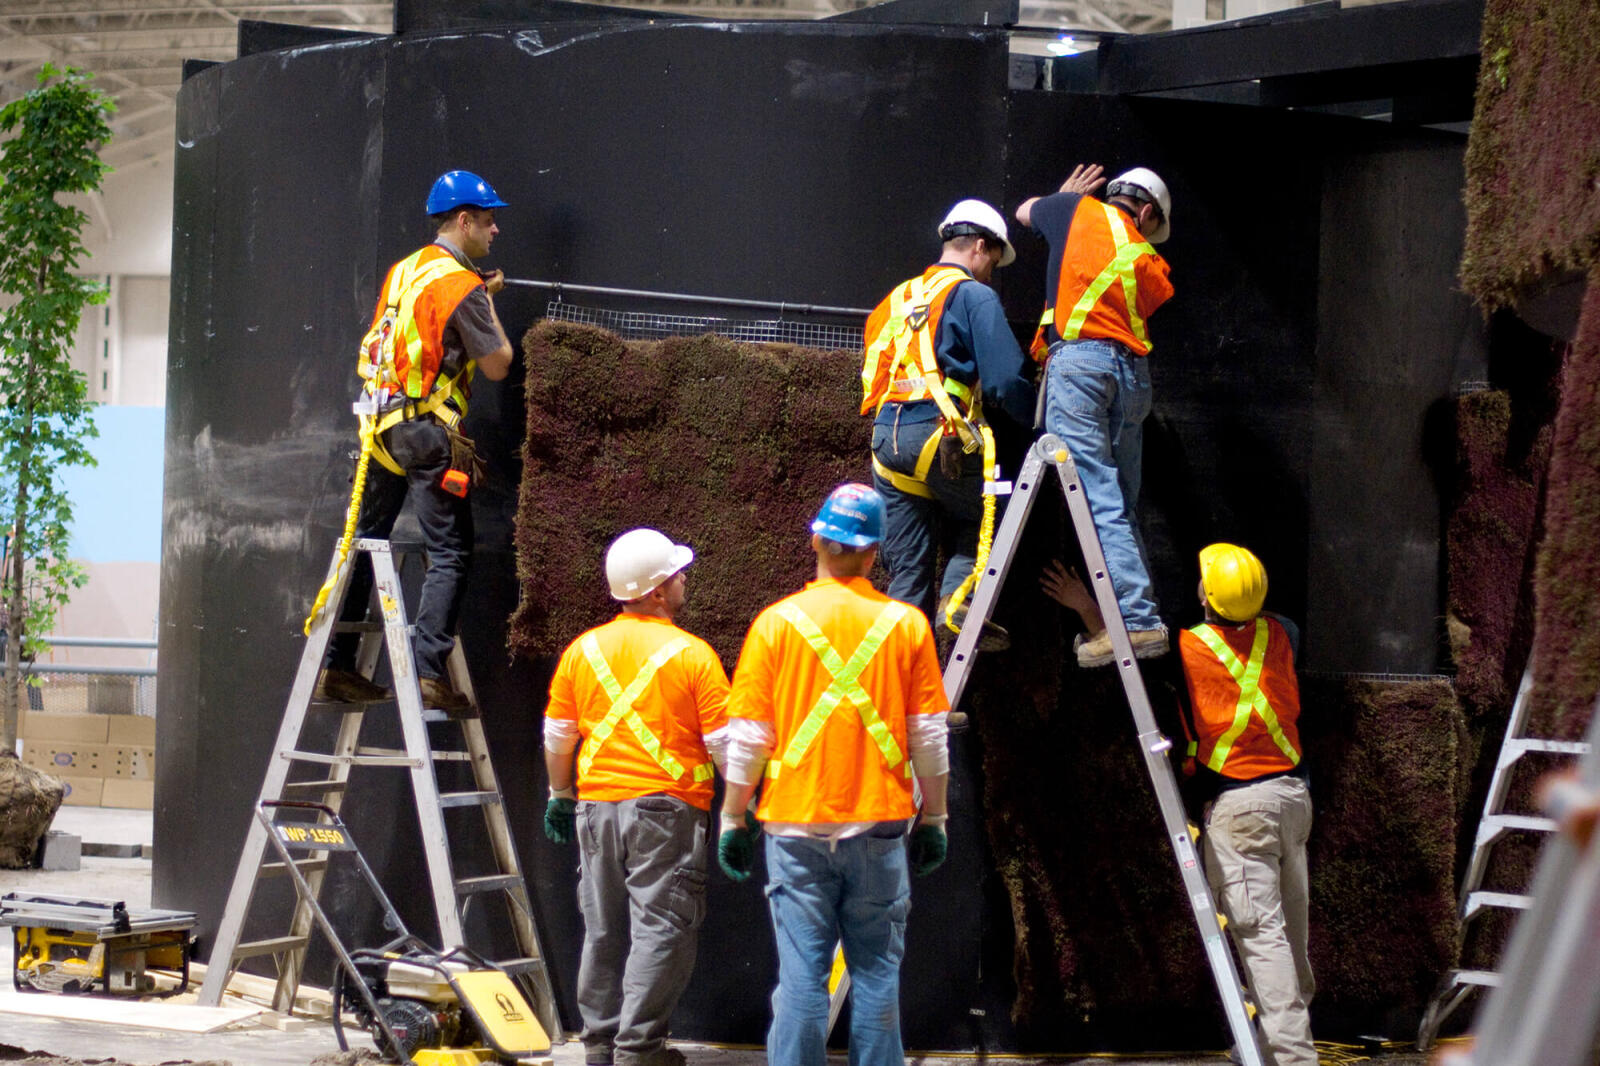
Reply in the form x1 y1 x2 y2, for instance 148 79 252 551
1198 543 1267 622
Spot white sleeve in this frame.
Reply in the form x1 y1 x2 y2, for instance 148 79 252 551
702 721 733 772
544 717 581 756
725 717 775 787
908 711 950 778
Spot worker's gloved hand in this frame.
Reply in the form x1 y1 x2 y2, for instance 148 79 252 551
718 812 756 882
908 821 948 877
544 794 577 845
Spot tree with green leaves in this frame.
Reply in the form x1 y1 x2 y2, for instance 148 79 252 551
0 65 114 751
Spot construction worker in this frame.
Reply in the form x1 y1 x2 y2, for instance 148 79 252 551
717 483 950 1066
543 528 731 1066
862 199 1037 649
1016 163 1174 667
318 170 513 714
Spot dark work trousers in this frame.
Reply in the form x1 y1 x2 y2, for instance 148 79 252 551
576 795 708 1066
328 418 471 680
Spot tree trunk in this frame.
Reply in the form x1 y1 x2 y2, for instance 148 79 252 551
3 345 35 753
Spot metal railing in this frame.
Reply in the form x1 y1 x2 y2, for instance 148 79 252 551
2 635 157 716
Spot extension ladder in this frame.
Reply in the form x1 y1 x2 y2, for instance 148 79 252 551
196 538 561 1041
1415 668 1592 1050
828 435 1267 1063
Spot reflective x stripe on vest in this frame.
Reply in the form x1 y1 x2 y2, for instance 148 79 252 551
1036 201 1157 354
575 633 713 783
1188 619 1301 772
862 267 974 418
767 600 910 779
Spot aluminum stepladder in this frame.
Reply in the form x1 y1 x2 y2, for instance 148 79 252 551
1446 691 1600 1066
196 537 561 1042
1415 668 1592 1050
828 434 1265 1062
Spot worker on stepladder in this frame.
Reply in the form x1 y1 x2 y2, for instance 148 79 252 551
316 170 513 714
543 528 731 1066
1043 546 1315 1066
861 199 1036 651
1016 163 1174 668
716 483 951 1066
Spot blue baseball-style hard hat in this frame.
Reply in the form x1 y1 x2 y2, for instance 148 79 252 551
425 170 508 215
811 483 885 548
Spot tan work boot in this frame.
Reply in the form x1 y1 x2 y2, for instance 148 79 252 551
1074 626 1169 668
419 676 475 717
314 668 390 704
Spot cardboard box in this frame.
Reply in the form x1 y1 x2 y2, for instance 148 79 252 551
21 741 108 775
58 776 104 807
18 711 110 744
100 779 153 810
106 715 156 746
105 745 155 780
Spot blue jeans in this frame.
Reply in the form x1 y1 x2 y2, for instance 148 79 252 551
764 833 911 1066
871 404 984 623
1043 339 1161 630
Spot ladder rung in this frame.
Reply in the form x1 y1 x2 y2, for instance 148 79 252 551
439 790 500 808
232 935 309 961
456 874 523 896
308 699 373 710
1507 738 1590 757
280 779 348 800
331 621 385 633
1449 969 1503 989
1481 813 1558 836
282 749 422 768
495 956 550 978
431 750 473 762
260 857 329 879
1466 890 1532 917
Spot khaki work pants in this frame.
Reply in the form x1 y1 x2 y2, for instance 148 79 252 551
1203 775 1316 1066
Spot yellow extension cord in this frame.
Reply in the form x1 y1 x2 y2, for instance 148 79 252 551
942 422 998 636
303 416 374 636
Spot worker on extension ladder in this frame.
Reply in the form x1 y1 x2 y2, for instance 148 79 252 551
315 170 514 715
1045 543 1316 1066
861 199 1036 652
1016 163 1175 667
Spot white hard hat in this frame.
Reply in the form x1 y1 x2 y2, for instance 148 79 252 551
1106 167 1172 244
605 528 694 601
938 198 1015 267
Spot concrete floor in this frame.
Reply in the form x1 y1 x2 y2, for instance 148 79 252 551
0 807 1441 1066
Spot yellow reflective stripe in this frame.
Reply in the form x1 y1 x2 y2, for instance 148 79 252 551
1059 203 1156 352
379 251 474 398
774 601 907 772
870 268 971 414
576 634 694 780
1190 620 1300 771
692 762 714 782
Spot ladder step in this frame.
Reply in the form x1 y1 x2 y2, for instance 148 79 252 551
282 749 421 768
456 874 523 896
1466 890 1532 918
331 621 385 633
260 857 329 879
1480 813 1558 837
232 935 310 961
1506 738 1590 757
431 749 473 762
1450 969 1503 989
495 956 550 978
439 790 501 809
280 779 348 800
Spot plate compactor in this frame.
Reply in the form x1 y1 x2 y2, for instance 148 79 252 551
259 801 553 1066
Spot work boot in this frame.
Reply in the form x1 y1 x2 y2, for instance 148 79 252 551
314 668 389 704
418 676 475 717
583 1040 615 1066
942 596 1011 652
1074 626 1169 668
946 710 970 734
616 1048 686 1066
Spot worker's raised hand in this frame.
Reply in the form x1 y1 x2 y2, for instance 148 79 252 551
543 796 576 844
908 823 947 876
482 268 506 295
1058 164 1107 197
1041 559 1096 614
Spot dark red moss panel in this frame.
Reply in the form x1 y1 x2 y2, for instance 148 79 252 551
1528 271 1600 737
1461 0 1600 308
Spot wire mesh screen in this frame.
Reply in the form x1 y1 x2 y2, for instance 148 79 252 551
544 299 866 352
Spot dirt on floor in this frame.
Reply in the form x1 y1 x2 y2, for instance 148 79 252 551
0 1048 385 1066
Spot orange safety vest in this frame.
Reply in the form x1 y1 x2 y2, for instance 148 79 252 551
358 244 484 415
1029 198 1173 360
860 265 976 417
1178 617 1303 781
731 578 946 824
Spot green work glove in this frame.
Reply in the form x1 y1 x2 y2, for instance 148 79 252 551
718 812 756 882
908 823 948 877
544 796 576 844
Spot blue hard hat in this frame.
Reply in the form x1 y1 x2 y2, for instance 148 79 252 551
425 170 508 215
811 483 885 548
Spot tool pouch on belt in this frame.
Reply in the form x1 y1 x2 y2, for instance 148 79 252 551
937 432 967 480
442 426 485 498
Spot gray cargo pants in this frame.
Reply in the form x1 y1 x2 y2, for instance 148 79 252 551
576 795 708 1066
1203 775 1316 1066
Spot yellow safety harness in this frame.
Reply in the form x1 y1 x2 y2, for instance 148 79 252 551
577 633 714 783
1186 619 1301 772
1035 200 1157 354
862 268 1003 637
765 601 911 780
